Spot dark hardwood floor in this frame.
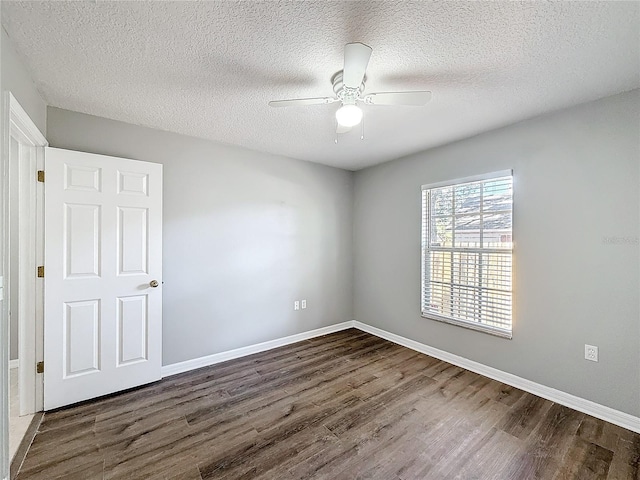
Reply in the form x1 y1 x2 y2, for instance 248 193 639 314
15 329 640 479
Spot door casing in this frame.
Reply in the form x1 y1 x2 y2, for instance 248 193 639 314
1 92 47 476
9 97 47 415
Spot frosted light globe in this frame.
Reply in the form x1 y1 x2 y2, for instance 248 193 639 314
335 104 363 127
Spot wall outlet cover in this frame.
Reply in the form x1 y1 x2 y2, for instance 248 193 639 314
585 344 598 362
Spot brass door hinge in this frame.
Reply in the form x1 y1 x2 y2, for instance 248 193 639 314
37 170 45 182
36 361 44 374
37 266 44 278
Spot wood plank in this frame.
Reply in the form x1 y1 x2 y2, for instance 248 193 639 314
504 403 585 478
607 434 640 480
554 437 614 480
498 392 553 440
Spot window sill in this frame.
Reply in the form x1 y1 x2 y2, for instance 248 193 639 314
421 313 512 339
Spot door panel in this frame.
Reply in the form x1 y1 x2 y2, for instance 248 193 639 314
65 203 101 278
117 294 148 366
64 164 101 192
44 147 162 410
118 206 148 275
64 299 100 377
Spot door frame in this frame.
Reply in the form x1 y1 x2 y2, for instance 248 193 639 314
8 93 47 415
2 92 47 435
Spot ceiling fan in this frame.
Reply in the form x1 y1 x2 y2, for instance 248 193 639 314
269 42 432 135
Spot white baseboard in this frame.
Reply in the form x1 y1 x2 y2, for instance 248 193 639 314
162 321 356 377
354 321 640 434
9 359 19 369
161 318 640 433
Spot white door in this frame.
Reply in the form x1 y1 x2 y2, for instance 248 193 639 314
44 147 162 410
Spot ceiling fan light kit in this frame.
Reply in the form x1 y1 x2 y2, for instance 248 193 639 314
269 42 432 138
335 104 363 127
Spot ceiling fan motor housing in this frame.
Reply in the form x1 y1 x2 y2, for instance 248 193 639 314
332 70 365 105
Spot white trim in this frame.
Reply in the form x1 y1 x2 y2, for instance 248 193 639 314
1 90 9 480
16 129 37 416
0 92 48 478
8 359 18 370
34 147 44 413
421 313 513 339
6 94 47 147
161 321 356 377
421 169 512 190
353 321 640 434
5 93 47 419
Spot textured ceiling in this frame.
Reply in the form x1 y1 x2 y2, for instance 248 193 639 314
2 1 639 170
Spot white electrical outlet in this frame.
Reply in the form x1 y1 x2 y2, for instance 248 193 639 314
301 300 307 309
585 344 598 362
294 301 300 311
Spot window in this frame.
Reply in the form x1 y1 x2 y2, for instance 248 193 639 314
421 171 513 338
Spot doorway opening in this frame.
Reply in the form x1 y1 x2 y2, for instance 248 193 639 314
4 92 47 462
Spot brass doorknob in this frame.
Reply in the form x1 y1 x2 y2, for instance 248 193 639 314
149 280 159 288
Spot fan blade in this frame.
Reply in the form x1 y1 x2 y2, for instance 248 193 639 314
364 91 432 106
336 123 352 134
269 97 337 107
343 43 372 88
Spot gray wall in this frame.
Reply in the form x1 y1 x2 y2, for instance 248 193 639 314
46 107 354 366
2 27 47 361
353 90 640 416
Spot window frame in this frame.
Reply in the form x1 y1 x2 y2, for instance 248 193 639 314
421 170 514 339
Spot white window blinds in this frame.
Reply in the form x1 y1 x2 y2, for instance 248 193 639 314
421 171 513 338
